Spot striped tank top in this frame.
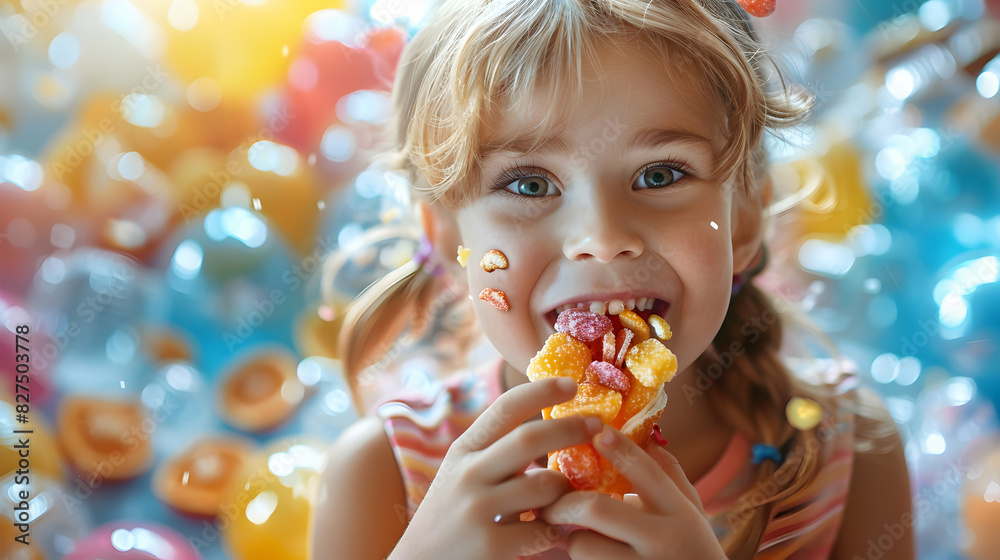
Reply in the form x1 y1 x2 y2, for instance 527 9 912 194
371 358 860 559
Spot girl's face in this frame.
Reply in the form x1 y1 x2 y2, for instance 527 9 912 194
444 42 764 375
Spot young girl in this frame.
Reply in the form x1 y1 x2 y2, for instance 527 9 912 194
310 1 914 558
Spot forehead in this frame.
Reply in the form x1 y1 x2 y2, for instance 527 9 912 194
479 40 727 163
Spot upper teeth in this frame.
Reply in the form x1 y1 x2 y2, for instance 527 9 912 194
555 298 656 316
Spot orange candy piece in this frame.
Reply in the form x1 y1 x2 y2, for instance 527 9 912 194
526 332 591 383
528 314 677 495
218 351 305 433
154 438 254 517
617 309 650 342
649 314 672 341
479 287 510 311
550 382 622 424
58 397 153 481
625 338 678 388
549 444 601 490
618 380 662 421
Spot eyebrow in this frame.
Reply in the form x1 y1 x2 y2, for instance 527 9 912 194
480 126 716 161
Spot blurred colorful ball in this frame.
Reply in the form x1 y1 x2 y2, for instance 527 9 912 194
0 179 86 294
0 399 63 481
0 474 89 559
141 0 343 102
139 325 196 365
788 141 873 242
293 301 347 360
0 290 55 407
64 521 202 560
216 348 305 433
153 436 254 518
279 36 395 151
962 438 1000 559
57 396 153 482
221 438 326 560
140 362 213 456
29 248 153 397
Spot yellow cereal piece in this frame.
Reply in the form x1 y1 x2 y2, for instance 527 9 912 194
625 338 678 387
480 249 509 272
617 309 650 342
456 245 471 267
550 382 623 425
526 332 591 383
649 314 672 341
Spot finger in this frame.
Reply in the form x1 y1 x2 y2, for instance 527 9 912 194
539 490 653 545
643 443 706 514
502 520 568 556
566 529 637 560
591 426 687 515
486 468 574 517
455 376 578 453
478 415 603 481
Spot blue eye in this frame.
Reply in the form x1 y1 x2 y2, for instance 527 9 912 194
635 165 686 189
491 166 557 198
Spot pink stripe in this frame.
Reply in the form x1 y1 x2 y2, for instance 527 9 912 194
758 500 846 549
695 430 751 505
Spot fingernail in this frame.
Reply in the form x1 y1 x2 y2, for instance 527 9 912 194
584 416 603 433
598 426 615 446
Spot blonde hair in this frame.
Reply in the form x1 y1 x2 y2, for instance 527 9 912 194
331 0 896 556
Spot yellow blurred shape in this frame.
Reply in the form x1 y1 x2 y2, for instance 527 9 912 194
784 141 872 242
143 0 344 102
222 438 326 560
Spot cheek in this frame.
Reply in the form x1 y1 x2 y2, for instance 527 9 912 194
657 206 734 371
456 215 554 370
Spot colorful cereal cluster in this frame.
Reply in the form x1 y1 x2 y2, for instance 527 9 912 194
528 308 678 493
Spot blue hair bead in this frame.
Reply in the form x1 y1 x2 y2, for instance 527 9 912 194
751 443 783 465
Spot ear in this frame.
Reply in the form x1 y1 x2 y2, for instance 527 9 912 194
416 200 467 286
730 173 771 273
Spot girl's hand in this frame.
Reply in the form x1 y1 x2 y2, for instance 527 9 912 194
390 376 604 560
537 426 727 560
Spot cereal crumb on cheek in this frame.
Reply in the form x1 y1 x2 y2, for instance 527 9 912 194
479 287 510 311
480 249 509 272
457 245 472 267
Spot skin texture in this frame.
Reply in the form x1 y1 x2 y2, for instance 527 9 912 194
312 39 913 560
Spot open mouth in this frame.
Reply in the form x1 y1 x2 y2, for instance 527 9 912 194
543 297 671 332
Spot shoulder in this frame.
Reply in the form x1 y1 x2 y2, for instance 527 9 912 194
758 362 911 558
829 386 915 560
310 415 409 560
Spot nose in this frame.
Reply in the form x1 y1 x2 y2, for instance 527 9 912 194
562 194 644 263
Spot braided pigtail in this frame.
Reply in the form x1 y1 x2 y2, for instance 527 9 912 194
698 247 830 559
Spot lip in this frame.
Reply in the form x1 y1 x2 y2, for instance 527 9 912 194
540 291 671 329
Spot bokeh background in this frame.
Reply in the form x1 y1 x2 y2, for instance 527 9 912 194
1 0 999 558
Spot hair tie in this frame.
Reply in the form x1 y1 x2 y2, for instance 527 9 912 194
413 233 444 277
751 443 783 465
